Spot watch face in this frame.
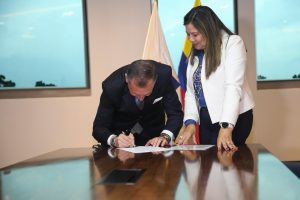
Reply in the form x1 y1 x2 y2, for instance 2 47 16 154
221 122 229 128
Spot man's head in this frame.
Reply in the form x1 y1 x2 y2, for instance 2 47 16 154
125 60 157 101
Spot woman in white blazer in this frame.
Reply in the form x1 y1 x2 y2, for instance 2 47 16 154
177 6 255 151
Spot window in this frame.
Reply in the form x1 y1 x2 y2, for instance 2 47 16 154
158 0 237 72
0 0 90 98
255 0 300 89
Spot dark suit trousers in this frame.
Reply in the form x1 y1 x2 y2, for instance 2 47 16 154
199 108 253 146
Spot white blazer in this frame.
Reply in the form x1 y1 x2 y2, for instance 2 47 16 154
184 32 255 125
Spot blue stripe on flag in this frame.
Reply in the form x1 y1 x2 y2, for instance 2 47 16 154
178 53 189 91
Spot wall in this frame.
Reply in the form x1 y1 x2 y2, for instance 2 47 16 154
1 0 300 168
0 0 150 168
239 0 300 160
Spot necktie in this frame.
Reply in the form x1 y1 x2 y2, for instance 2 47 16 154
135 98 144 110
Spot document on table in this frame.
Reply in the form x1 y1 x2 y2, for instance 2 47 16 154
118 145 214 153
118 146 170 153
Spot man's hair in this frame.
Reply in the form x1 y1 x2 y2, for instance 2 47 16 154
126 60 157 87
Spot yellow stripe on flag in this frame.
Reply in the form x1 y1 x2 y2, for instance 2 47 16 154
182 0 201 58
194 0 201 7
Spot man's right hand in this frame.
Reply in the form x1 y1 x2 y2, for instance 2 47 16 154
114 133 135 148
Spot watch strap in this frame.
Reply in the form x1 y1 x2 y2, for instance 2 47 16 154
160 133 171 143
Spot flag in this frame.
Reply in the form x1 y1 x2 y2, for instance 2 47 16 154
178 0 201 144
142 0 181 102
178 0 201 102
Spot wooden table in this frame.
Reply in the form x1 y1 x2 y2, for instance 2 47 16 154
1 144 299 200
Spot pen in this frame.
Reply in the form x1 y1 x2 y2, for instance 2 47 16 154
123 129 131 136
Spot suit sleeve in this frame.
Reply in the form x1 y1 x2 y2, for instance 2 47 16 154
162 67 184 138
92 84 116 146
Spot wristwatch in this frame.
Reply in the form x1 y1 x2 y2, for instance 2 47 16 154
160 133 171 143
219 122 234 129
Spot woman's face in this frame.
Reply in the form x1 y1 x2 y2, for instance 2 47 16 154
185 23 206 50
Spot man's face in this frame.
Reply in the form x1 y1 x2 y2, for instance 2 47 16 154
127 78 155 101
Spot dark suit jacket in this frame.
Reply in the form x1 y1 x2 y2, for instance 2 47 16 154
92 61 183 146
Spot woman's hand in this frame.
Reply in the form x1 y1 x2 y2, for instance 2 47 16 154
177 124 196 145
217 128 238 151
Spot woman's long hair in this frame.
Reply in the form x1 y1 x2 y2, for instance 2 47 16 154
184 6 234 78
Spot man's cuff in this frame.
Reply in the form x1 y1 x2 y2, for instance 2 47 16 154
184 119 196 126
107 134 117 146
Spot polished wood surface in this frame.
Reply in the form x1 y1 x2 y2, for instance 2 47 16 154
1 144 300 200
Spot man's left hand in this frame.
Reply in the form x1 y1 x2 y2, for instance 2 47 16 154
145 136 169 147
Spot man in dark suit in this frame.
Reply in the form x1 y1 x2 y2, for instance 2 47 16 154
92 59 183 148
